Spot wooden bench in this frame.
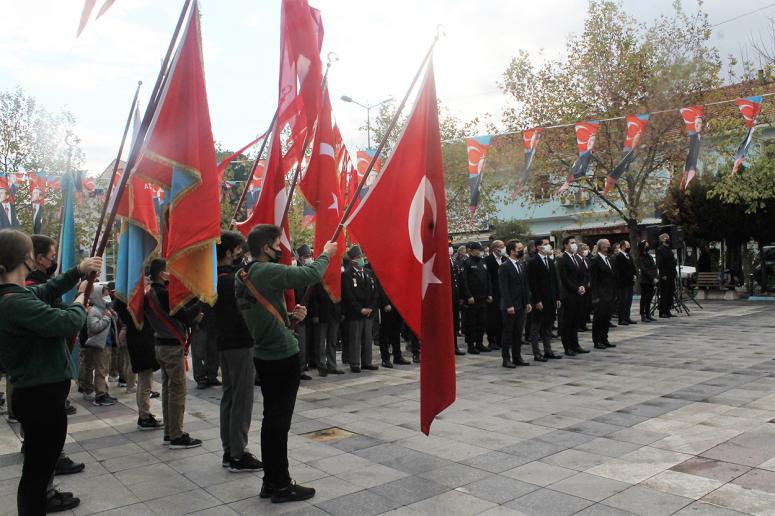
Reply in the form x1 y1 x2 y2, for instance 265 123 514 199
696 272 721 290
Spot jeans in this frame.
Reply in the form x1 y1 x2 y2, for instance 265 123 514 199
220 348 255 459
255 354 300 487
155 343 187 439
13 380 69 516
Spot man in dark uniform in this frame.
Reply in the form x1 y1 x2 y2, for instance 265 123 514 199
656 233 676 318
460 242 491 354
526 238 562 362
556 236 589 357
499 240 531 367
341 246 378 373
376 279 410 368
484 240 506 350
638 240 658 322
614 240 638 325
449 243 465 356
590 238 617 349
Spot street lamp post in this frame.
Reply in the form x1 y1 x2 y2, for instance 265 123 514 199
339 95 393 149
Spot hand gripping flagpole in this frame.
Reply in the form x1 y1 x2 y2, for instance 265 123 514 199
281 52 339 226
297 27 444 310
229 110 278 229
84 0 193 302
331 26 444 242
90 80 142 256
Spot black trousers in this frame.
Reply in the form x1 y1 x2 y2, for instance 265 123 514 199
452 301 460 337
640 283 655 317
617 285 634 322
592 299 612 345
255 354 300 488
659 277 675 315
501 308 526 363
530 313 554 357
486 301 502 347
560 296 581 352
379 311 402 362
14 380 69 516
462 300 487 347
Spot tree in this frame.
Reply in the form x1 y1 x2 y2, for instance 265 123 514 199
499 0 722 249
489 218 531 242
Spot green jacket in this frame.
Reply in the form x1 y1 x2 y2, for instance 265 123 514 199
237 255 329 361
0 267 85 388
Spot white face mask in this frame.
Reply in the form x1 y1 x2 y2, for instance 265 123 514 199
448 247 454 257
542 244 552 255
102 296 112 305
582 250 589 257
570 243 578 254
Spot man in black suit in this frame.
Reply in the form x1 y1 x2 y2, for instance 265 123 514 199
449 247 465 356
655 233 676 318
499 240 531 368
590 238 617 349
578 243 592 331
637 240 658 322
614 240 638 325
484 240 506 351
556 236 589 356
526 237 562 362
460 242 492 354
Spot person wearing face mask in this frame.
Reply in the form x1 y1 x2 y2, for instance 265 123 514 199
656 233 676 318
499 239 532 367
144 258 205 450
294 245 315 380
460 242 492 354
614 240 638 326
590 238 617 350
526 238 562 362
578 243 592 331
81 285 118 407
484 240 506 351
638 240 658 322
556 236 589 357
212 231 263 472
237 224 337 503
0 229 102 515
341 246 379 373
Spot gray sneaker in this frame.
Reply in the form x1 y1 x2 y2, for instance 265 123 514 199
92 394 116 407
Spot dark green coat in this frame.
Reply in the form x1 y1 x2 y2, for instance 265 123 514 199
0 268 85 388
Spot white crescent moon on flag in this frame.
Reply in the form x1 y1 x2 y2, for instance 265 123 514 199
320 143 335 159
274 189 292 252
408 176 441 298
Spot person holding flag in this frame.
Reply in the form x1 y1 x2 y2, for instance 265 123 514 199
237 224 337 503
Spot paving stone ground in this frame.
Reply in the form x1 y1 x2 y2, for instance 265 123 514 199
1 301 775 515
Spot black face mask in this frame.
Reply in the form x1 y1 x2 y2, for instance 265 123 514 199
46 260 58 277
268 247 282 263
516 251 524 258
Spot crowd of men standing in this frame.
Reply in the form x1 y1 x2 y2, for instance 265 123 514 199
451 232 681 368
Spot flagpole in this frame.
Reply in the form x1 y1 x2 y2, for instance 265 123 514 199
90 80 142 256
229 110 278 229
330 27 444 242
280 52 339 228
84 0 193 301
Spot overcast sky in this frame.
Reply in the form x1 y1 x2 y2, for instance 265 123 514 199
1 0 773 175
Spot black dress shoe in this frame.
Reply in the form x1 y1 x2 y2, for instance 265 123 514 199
55 455 85 476
604 342 616 348
515 359 530 366
362 364 379 370
627 319 638 325
545 352 562 360
594 344 607 349
468 347 480 355
641 316 651 323
534 355 548 362
565 349 577 357
574 347 590 354
609 322 617 328
502 361 517 369
478 346 492 353
394 356 411 365
382 361 393 368
647 316 657 322
618 320 630 326
454 348 466 356
300 373 312 380
350 366 361 373
327 368 345 374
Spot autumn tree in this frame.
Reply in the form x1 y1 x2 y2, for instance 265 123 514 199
499 0 723 247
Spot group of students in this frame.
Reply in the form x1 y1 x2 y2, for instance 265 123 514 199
450 232 680 368
0 225 341 514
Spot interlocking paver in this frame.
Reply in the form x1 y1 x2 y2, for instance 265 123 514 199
1 301 775 514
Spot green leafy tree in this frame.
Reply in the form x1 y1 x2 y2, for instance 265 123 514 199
499 0 723 248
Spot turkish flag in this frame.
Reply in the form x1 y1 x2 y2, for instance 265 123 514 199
299 88 345 301
346 59 456 434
